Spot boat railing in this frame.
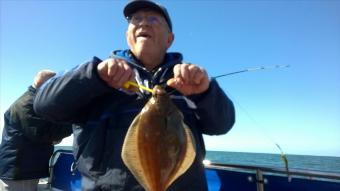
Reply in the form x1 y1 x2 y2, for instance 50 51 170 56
206 162 340 181
45 149 340 191
205 162 340 191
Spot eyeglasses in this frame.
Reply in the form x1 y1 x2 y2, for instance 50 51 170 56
127 15 163 26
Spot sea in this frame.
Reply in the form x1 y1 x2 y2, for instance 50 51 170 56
55 146 340 174
205 150 340 174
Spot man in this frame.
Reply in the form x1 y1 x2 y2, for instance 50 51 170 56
0 70 73 191
34 0 235 190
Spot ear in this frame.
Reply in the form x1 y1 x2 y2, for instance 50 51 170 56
166 32 174 49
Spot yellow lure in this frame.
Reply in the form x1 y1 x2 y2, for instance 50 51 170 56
123 81 154 93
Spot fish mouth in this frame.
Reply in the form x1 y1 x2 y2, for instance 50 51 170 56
153 86 166 96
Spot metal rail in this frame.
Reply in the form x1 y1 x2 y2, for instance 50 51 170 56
206 162 340 181
205 162 340 191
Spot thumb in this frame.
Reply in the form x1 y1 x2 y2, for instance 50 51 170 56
33 70 56 88
166 78 182 89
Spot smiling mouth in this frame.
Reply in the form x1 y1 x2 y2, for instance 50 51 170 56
136 32 151 39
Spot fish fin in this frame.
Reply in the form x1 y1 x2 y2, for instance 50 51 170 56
165 123 196 189
122 114 152 191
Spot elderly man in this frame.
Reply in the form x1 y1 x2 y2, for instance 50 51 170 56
34 0 235 190
0 70 72 191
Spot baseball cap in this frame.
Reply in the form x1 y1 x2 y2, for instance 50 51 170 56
124 0 172 31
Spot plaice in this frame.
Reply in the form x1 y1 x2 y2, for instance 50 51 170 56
121 85 196 191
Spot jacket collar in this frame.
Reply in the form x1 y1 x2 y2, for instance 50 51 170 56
109 50 183 72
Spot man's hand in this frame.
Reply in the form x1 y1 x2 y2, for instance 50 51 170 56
167 63 210 96
97 58 135 89
33 70 56 89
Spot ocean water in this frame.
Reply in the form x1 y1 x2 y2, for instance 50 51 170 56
205 150 340 174
55 146 340 174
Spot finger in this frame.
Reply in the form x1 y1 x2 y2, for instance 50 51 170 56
173 64 181 78
166 78 183 89
166 78 176 87
97 60 110 82
107 59 118 79
180 63 190 83
116 63 134 87
125 63 135 82
113 59 132 83
129 72 136 82
194 68 208 84
188 64 200 84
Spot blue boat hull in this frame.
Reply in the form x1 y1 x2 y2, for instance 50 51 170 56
49 150 340 191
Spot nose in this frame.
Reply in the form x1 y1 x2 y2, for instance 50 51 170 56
139 17 151 26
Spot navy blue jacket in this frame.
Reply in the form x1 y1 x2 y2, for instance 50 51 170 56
34 50 235 190
0 86 72 180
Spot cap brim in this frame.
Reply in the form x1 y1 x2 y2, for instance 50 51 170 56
124 1 164 18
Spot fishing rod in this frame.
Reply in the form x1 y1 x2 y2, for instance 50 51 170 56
215 64 292 181
224 91 292 182
124 64 292 181
212 64 290 79
124 64 290 93
276 143 292 182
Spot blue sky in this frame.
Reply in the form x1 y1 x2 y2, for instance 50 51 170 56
1 0 339 157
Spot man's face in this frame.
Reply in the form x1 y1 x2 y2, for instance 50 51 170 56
126 10 174 60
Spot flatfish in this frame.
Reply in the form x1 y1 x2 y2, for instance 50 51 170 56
122 85 196 191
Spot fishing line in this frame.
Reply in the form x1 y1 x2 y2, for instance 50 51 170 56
215 64 291 181
223 89 292 182
124 64 292 181
223 90 283 149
